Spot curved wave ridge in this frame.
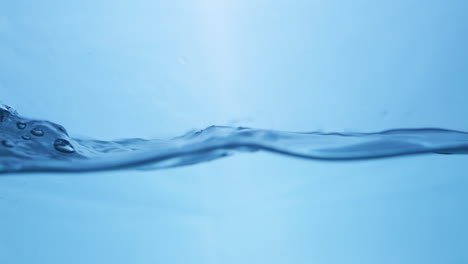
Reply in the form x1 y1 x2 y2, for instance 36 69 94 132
1 104 467 174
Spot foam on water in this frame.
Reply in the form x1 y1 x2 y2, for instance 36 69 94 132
1 103 467 174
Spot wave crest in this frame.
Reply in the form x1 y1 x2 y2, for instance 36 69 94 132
1 104 467 174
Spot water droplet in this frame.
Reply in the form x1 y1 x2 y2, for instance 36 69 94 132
22 135 31 140
54 139 75 154
1 140 13 148
31 127 44 137
17 122 26 129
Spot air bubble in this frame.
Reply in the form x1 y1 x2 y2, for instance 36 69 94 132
22 135 31 140
31 127 44 137
54 139 75 154
17 122 26 129
1 140 13 148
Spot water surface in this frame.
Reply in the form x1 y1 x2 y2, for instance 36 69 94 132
2 103 467 174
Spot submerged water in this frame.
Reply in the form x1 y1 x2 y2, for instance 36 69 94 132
1 103 467 174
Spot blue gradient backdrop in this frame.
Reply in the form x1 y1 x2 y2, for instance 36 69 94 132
1 0 467 263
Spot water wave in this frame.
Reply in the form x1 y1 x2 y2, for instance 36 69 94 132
1 104 467 174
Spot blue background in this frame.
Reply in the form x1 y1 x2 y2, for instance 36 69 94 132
1 0 467 263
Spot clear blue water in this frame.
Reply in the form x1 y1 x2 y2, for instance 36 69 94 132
1 0 468 263
2 103 468 173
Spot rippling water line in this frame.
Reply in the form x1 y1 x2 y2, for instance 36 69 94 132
1 103 467 174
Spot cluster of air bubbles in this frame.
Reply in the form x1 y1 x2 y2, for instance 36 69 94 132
0 104 76 154
3 134 76 154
